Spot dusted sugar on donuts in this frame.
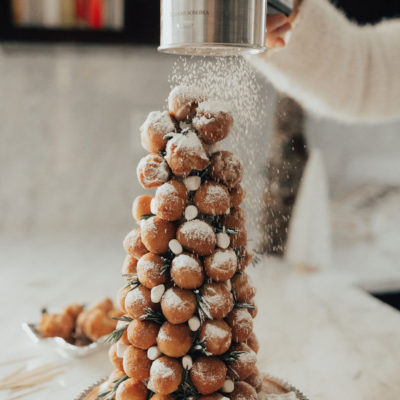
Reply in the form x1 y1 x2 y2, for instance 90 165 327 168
141 111 177 153
161 287 197 324
223 207 246 230
123 345 151 381
125 285 159 319
123 228 148 259
227 343 256 380
229 381 257 400
177 219 216 256
200 282 234 319
137 253 168 289
165 131 209 177
204 248 237 281
170 253 204 289
150 356 183 394
193 100 233 144
137 153 170 189
154 180 188 221
190 356 227 395
226 308 253 342
199 319 232 355
168 85 207 121
127 319 160 350
194 181 230 215
231 273 256 303
157 321 193 357
141 216 177 254
209 151 243 189
116 378 147 400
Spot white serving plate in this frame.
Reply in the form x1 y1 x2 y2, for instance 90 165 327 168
75 374 310 400
22 322 109 358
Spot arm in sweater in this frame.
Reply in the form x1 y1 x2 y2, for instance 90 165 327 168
249 0 400 123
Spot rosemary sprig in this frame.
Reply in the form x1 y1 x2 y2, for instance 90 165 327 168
219 351 244 380
141 308 165 325
125 275 141 291
146 389 155 400
173 368 199 400
161 252 174 276
141 213 155 220
234 302 256 310
252 249 262 267
97 375 129 399
158 149 166 157
189 336 210 357
105 325 128 344
163 133 175 141
111 316 133 323
215 226 240 235
180 128 190 136
234 247 245 260
194 290 212 323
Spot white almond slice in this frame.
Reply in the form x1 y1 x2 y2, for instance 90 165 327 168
188 316 201 332
222 379 235 393
169 239 183 255
147 346 162 361
183 176 201 191
184 205 198 221
151 284 166 303
216 233 230 249
182 355 193 370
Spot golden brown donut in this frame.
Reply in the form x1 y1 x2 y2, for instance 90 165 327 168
230 228 247 248
141 216 177 254
193 100 233 144
137 253 168 289
132 195 153 224
170 252 204 289
123 345 151 381
82 308 117 341
125 285 160 320
245 368 263 393
236 247 253 272
127 319 160 350
123 228 148 259
176 220 216 256
231 273 256 303
228 381 257 400
38 312 74 339
154 180 188 221
109 343 124 371
199 319 232 355
204 248 237 282
161 287 196 324
122 255 138 277
150 356 183 394
223 207 246 230
165 131 210 177
141 111 177 153
168 85 207 121
63 303 84 321
190 356 227 395
245 332 259 354
201 282 234 319
227 343 256 380
137 153 170 189
115 378 147 400
157 321 193 357
225 308 253 343
209 151 243 189
194 181 230 215
117 286 131 313
92 298 114 313
229 185 246 208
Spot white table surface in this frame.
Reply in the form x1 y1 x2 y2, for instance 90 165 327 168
1 233 400 400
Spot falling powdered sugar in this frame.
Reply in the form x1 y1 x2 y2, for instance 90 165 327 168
166 131 209 163
141 110 176 134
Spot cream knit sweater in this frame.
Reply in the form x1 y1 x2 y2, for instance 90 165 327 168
249 0 400 122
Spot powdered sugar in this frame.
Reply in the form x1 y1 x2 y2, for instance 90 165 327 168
137 155 170 186
165 131 209 163
141 110 176 134
197 100 232 115
150 358 176 378
210 249 237 270
203 322 229 340
172 254 201 272
168 85 207 106
202 184 229 203
179 220 215 241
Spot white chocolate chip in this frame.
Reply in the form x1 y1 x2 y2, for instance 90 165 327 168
188 316 201 331
150 198 157 215
169 239 183 255
182 355 193 370
183 176 201 191
151 284 165 303
116 342 129 358
147 346 162 361
147 378 156 392
184 205 198 221
222 379 235 393
217 233 230 249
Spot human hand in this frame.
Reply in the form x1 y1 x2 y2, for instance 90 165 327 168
266 0 302 48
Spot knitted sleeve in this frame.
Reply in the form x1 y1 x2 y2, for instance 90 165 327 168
248 0 400 122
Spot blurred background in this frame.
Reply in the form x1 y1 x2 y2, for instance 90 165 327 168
0 1 400 398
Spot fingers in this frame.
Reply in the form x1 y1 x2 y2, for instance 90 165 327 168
267 22 291 40
266 14 288 31
266 37 285 49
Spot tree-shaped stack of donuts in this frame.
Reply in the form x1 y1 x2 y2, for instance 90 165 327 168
101 86 260 400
